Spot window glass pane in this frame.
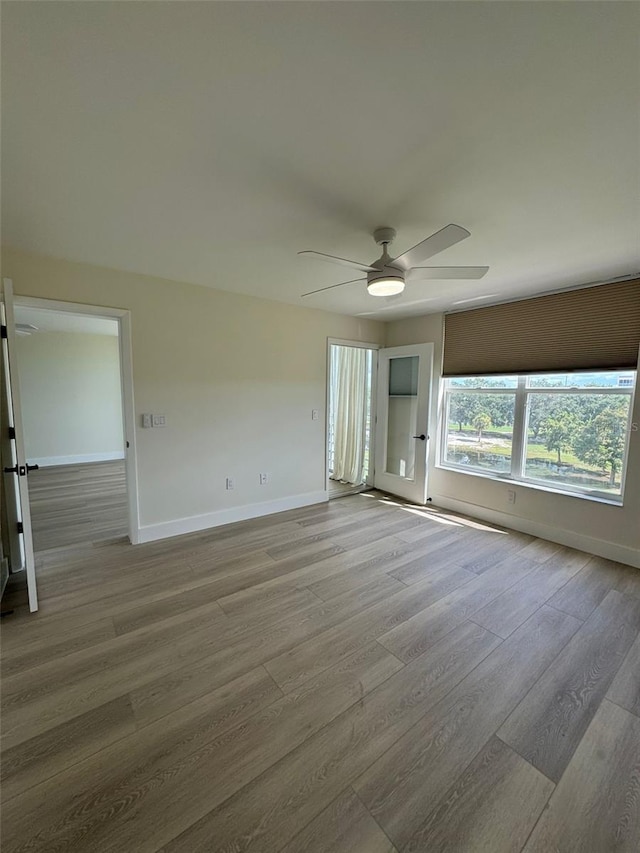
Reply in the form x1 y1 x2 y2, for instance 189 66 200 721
389 356 418 396
448 376 518 389
444 392 515 473
524 393 631 495
528 371 636 389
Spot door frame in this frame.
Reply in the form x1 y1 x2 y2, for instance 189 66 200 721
325 338 380 495
12 294 141 545
1 282 38 610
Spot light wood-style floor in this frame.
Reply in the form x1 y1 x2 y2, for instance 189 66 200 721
28 460 128 552
1 492 639 852
328 477 363 498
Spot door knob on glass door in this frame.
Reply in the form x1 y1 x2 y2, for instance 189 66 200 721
413 434 426 440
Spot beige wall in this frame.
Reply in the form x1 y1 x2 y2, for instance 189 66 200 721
4 246 636 562
2 248 384 534
385 313 640 565
16 331 124 465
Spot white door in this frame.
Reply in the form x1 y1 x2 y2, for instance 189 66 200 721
1 279 38 611
374 343 433 504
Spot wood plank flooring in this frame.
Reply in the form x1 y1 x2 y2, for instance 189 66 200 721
27 460 128 552
328 478 359 498
1 491 639 852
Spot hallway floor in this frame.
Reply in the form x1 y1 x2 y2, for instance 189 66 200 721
27 460 128 552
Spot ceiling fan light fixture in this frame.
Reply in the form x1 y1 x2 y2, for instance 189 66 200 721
299 224 487 299
367 276 405 297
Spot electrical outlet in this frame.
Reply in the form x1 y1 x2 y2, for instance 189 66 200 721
226 477 235 490
142 413 152 428
259 473 268 485
507 489 516 505
312 409 319 421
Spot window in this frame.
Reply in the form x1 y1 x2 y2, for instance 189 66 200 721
444 377 517 475
441 371 636 501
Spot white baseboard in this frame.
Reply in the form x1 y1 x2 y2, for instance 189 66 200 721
137 490 329 544
430 493 640 569
29 451 126 467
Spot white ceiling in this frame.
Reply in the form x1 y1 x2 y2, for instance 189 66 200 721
14 306 118 337
2 2 639 320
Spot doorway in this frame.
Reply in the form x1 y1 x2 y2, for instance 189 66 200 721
326 340 434 505
0 281 139 612
327 340 378 499
15 305 128 551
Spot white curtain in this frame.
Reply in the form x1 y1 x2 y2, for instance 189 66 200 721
330 346 368 486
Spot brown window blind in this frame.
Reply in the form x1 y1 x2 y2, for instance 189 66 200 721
442 280 640 377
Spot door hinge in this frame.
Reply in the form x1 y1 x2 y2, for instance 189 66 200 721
8 426 16 440
16 522 24 534
1 325 7 339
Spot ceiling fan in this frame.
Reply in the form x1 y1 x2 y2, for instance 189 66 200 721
299 224 488 297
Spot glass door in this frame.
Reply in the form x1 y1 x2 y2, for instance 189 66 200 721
374 343 433 504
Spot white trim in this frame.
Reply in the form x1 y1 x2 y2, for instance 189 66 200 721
27 452 125 467
430 492 640 569
12 295 130 319
12 294 141 545
117 310 141 544
137 490 328 544
327 338 381 351
1 280 38 610
511 377 527 478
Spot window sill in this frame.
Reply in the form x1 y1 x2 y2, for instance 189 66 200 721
435 463 624 507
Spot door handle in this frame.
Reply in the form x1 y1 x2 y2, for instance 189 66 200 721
3 465 34 476
413 434 426 441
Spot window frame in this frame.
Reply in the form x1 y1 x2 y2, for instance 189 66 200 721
439 373 636 503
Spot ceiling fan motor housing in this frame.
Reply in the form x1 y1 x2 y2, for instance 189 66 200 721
373 226 397 246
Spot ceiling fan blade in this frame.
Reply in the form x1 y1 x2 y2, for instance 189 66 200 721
298 250 377 273
392 224 471 269
301 278 366 297
408 266 489 280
